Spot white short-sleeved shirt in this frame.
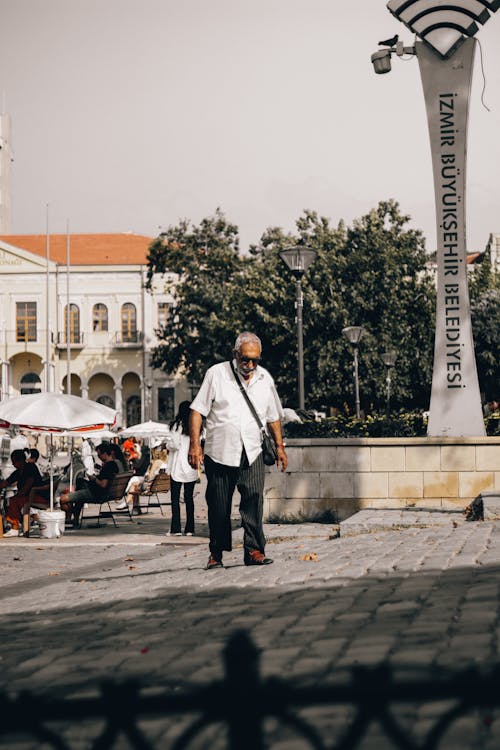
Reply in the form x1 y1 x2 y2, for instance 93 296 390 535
190 360 282 467
165 426 199 483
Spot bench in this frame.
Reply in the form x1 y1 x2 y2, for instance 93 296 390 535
135 470 171 515
80 472 134 527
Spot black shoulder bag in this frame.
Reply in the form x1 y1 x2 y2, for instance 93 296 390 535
230 362 278 466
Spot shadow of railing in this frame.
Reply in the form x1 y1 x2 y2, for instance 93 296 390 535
1 629 500 749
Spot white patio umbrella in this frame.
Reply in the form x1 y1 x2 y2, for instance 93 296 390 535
60 429 117 440
0 393 117 433
119 420 171 440
0 393 117 510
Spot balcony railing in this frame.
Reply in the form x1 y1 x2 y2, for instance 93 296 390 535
1 330 54 346
55 332 85 348
0 330 145 351
113 331 143 347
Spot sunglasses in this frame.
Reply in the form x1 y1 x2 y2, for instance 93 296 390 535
239 356 261 365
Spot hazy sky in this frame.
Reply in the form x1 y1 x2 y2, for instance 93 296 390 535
1 0 499 253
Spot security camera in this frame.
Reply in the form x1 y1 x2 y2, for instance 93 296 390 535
371 49 392 74
371 41 416 74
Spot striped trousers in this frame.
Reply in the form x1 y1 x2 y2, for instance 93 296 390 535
204 450 265 557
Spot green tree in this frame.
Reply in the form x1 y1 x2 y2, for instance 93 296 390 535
333 200 435 411
242 212 347 407
467 249 500 400
245 202 435 411
469 247 495 303
471 292 500 402
147 201 436 412
146 209 245 385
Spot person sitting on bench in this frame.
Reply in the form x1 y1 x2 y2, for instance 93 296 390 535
0 449 43 537
59 443 119 526
115 444 151 515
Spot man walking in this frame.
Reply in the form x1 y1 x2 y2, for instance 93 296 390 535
189 332 287 570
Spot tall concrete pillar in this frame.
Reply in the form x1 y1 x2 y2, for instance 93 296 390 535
417 39 485 436
114 384 123 427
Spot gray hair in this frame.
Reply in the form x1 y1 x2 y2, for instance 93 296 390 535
234 331 262 353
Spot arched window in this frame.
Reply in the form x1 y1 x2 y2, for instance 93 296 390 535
96 394 114 409
63 304 80 343
121 303 137 343
92 303 108 332
20 372 42 395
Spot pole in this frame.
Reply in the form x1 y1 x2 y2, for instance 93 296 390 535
296 278 305 411
1 319 7 399
279 246 316 412
386 368 391 416
416 39 484 436
354 346 360 419
49 433 54 511
66 220 71 394
141 266 147 421
45 204 50 393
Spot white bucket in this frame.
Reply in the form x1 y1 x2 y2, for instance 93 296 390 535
38 509 66 539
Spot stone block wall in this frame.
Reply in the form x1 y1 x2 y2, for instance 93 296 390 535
263 437 500 521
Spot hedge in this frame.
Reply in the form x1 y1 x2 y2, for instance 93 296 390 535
284 411 500 439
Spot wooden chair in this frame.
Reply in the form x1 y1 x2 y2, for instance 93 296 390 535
80 472 134 528
136 470 171 515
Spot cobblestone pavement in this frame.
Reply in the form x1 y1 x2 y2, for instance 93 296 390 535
1 507 500 748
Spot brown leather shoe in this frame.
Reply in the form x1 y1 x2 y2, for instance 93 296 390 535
205 555 223 570
244 550 273 566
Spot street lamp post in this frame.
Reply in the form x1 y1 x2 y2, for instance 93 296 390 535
145 381 153 421
342 326 366 419
381 350 397 415
279 246 317 411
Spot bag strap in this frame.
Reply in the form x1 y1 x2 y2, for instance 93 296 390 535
229 361 265 433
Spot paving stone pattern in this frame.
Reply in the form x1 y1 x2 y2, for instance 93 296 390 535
1 510 500 748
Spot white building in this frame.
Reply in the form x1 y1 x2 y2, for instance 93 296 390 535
485 234 500 275
0 233 189 425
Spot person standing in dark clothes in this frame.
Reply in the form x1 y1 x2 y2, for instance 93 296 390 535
189 332 287 569
165 401 198 536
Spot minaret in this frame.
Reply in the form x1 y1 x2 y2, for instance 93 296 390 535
0 113 12 233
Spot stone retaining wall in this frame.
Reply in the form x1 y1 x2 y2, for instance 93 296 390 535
263 436 500 522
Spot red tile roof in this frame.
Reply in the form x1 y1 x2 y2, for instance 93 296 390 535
466 251 484 265
0 233 153 265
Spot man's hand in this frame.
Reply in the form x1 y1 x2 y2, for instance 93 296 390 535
188 443 204 470
276 445 288 472
188 409 204 469
267 420 288 472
